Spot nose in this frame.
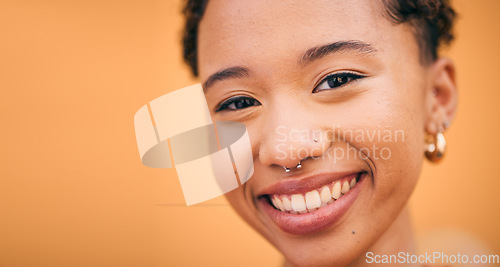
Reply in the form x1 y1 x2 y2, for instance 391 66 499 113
257 102 331 171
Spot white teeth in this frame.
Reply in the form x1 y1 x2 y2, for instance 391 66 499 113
305 191 321 210
271 198 278 209
332 182 341 199
270 176 361 214
341 181 350 194
320 186 332 203
350 178 357 188
282 196 292 211
274 197 284 211
291 194 307 212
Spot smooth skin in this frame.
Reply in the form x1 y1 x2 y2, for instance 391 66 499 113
197 0 457 266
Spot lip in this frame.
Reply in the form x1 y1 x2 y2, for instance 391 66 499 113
257 172 366 235
257 171 363 196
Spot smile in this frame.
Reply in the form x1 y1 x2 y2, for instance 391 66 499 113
258 171 367 235
269 175 359 214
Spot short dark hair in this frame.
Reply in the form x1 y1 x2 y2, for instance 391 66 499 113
182 0 456 77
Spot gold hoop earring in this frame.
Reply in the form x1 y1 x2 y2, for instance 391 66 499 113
425 131 446 163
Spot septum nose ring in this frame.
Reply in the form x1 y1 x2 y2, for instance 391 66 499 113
282 135 318 172
283 161 302 173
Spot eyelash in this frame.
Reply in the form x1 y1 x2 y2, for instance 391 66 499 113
215 96 261 112
313 71 365 93
215 72 365 112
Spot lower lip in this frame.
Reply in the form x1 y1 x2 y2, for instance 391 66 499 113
258 173 366 235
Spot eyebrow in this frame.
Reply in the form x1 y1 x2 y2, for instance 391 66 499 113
202 40 375 91
203 66 249 90
300 40 376 64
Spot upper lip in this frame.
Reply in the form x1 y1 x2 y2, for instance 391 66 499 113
257 170 364 196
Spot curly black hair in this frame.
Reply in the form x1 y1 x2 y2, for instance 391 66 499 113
182 0 456 77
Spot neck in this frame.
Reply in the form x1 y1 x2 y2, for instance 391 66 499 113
347 205 418 267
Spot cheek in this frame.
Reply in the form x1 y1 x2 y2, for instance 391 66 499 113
224 187 247 211
224 185 258 224
360 76 426 205
224 186 273 239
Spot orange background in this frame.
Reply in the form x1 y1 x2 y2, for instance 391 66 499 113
0 0 498 266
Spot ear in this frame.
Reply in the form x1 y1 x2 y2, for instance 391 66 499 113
425 57 458 134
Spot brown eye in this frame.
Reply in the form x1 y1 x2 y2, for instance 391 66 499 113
314 72 365 92
216 96 261 112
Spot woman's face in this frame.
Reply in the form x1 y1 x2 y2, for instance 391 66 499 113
198 0 442 265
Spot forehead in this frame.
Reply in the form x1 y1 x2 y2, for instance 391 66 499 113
197 0 410 79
